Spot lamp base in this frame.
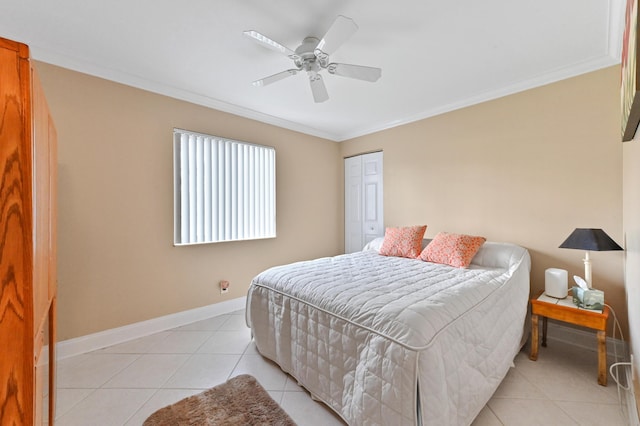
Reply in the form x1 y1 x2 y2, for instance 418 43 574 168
583 251 592 289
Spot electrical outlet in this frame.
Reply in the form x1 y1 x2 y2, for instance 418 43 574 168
219 280 229 294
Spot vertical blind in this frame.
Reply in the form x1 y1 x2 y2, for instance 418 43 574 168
173 129 276 245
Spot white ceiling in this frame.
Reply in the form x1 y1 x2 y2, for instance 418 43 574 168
0 0 625 141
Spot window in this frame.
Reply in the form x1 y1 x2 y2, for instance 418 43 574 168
173 129 276 245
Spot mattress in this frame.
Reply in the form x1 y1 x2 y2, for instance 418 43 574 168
246 241 531 425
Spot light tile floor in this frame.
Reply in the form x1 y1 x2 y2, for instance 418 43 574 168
52 310 628 425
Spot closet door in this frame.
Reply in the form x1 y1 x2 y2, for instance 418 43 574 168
344 152 383 253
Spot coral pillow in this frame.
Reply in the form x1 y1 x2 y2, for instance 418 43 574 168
419 232 486 268
379 225 427 258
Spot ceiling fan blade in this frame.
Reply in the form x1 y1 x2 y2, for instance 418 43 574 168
243 30 298 59
252 69 298 87
327 63 381 82
314 15 358 62
309 72 329 103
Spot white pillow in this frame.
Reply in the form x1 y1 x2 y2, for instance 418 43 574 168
363 237 432 252
362 237 385 252
470 241 528 269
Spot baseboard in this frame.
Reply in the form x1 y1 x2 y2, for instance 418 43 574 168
616 359 640 426
631 369 640 425
545 322 640 424
52 303 623 360
56 296 247 360
545 321 627 358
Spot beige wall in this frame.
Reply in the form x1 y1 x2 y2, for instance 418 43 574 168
37 59 627 342
623 129 640 405
35 62 342 341
341 66 627 336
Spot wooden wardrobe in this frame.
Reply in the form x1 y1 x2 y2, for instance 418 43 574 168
0 37 58 425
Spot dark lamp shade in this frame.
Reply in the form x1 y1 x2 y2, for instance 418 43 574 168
559 228 623 251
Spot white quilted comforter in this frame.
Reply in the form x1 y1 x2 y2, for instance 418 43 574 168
247 242 530 425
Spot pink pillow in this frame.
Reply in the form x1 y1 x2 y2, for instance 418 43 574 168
379 226 427 258
419 232 486 268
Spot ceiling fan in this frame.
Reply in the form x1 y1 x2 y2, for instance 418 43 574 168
243 15 382 103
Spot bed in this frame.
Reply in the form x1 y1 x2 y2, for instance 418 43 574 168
246 237 531 425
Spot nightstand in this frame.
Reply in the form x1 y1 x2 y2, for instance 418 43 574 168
529 291 610 386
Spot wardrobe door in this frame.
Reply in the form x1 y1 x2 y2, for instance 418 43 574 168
0 36 57 426
31 65 57 426
0 38 35 426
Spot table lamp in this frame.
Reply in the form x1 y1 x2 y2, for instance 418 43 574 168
559 228 623 288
